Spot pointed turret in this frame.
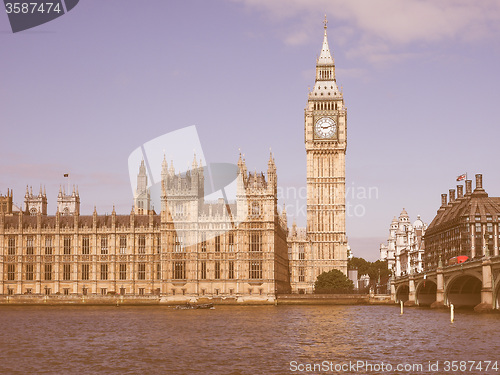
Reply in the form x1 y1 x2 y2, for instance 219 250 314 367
137 160 147 193
237 151 244 171
310 15 339 96
317 15 334 67
161 154 168 181
267 150 276 172
169 160 175 176
192 153 198 170
134 159 150 214
266 150 277 194
237 152 247 179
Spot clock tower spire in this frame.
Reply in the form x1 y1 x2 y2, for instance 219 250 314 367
304 16 348 282
316 14 335 75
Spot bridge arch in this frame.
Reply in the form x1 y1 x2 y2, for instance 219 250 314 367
395 284 409 303
494 271 500 310
415 280 437 306
445 273 482 308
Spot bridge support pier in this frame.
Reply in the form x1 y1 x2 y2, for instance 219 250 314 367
474 258 493 312
431 266 445 309
390 279 396 303
404 276 416 306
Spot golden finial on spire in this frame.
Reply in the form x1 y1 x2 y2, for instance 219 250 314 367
323 14 328 30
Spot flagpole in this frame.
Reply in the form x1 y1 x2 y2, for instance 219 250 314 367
64 173 70 196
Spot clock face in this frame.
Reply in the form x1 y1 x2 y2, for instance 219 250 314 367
315 117 337 139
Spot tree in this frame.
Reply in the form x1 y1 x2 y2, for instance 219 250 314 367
348 257 370 277
347 257 391 287
314 269 354 294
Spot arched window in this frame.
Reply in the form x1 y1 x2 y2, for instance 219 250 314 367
251 202 260 216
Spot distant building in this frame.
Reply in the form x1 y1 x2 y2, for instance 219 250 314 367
358 274 370 289
424 174 500 270
134 160 151 215
380 209 426 277
347 268 358 289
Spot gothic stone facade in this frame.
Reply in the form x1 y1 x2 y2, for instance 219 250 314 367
1 19 346 297
0 154 290 302
288 20 348 293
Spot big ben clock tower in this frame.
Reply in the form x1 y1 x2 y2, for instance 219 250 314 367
305 16 347 278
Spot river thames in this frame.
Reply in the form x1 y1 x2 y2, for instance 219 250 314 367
0 305 498 374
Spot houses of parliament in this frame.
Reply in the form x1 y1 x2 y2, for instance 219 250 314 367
0 19 348 301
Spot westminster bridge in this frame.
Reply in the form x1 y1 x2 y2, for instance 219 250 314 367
391 255 500 311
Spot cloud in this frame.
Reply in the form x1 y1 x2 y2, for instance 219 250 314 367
233 0 500 63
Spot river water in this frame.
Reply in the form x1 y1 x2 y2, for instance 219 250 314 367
0 305 498 374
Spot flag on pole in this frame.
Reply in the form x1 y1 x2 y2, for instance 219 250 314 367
63 173 69 178
456 173 466 181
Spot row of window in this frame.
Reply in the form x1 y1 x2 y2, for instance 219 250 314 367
5 261 263 281
3 233 263 254
174 261 261 280
176 233 261 252
3 235 160 255
313 101 338 111
5 287 148 296
6 286 265 296
317 68 334 80
200 261 236 280
5 263 158 281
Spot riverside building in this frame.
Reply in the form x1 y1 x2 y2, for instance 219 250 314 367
379 209 426 277
0 153 290 302
1 17 349 298
424 174 500 270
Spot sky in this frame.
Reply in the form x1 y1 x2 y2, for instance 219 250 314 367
1 0 500 261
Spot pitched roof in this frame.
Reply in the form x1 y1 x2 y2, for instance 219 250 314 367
426 194 500 235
